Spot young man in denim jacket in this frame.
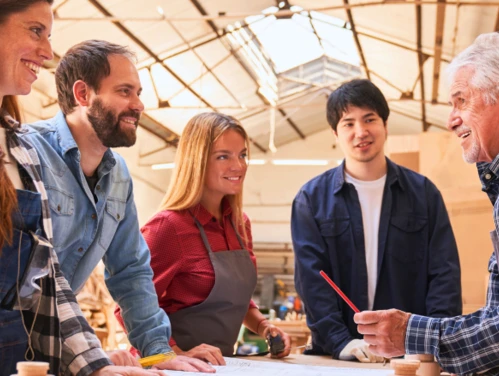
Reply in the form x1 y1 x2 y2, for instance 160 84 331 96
292 79 462 362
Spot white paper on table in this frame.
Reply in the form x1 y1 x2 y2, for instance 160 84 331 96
161 357 390 376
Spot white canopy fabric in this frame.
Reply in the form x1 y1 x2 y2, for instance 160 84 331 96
26 0 498 155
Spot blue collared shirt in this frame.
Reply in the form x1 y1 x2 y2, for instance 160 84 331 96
405 158 499 375
20 111 172 357
292 158 462 359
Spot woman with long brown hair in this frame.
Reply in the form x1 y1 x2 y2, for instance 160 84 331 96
0 2 166 375
116 112 291 363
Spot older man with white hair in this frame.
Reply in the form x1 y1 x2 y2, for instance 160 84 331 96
354 32 499 375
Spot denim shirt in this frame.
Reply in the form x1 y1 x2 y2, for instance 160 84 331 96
292 158 462 359
19 111 172 357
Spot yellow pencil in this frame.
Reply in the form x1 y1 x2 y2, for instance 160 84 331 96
139 352 177 368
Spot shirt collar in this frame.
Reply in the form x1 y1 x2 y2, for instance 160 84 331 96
191 198 233 225
333 157 404 194
0 108 20 131
478 156 499 191
55 111 116 166
54 111 79 156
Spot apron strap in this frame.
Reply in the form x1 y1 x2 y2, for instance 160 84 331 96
188 210 247 253
189 211 214 254
229 217 246 250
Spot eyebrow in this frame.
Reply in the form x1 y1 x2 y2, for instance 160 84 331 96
26 21 51 37
448 91 464 105
115 83 142 94
27 21 46 30
213 148 247 154
340 112 376 122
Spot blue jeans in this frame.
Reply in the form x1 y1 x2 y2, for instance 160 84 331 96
0 190 43 376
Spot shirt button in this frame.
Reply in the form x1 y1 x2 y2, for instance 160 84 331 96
96 185 101 191
91 213 96 220
486 173 492 180
57 205 61 212
117 214 121 220
78 247 84 252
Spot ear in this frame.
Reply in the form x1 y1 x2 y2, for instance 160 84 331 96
332 128 338 138
384 121 389 139
72 80 91 107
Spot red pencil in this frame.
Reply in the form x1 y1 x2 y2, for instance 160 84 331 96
319 270 360 313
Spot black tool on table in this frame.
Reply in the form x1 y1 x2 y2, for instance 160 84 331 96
267 333 286 356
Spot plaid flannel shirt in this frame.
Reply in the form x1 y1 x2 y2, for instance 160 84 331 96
1 110 112 375
404 157 499 375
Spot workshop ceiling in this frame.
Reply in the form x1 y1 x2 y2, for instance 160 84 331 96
28 0 499 156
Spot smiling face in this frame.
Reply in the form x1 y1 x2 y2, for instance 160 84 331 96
447 66 499 163
335 105 387 166
0 1 53 100
86 54 144 148
202 129 248 205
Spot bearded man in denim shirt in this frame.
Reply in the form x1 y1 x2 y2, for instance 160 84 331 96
292 79 462 363
19 40 213 373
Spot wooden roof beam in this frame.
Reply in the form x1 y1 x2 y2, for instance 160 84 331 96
343 0 371 80
431 0 447 104
415 4 429 131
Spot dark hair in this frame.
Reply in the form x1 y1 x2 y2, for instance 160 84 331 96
326 79 390 132
0 0 54 252
0 0 53 24
55 40 136 115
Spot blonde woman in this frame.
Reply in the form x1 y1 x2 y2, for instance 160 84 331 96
116 112 291 364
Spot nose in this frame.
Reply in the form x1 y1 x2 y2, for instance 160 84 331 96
131 94 145 113
39 37 54 61
230 157 247 171
447 108 462 131
354 123 369 138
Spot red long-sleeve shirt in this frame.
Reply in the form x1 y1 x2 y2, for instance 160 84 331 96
115 201 257 349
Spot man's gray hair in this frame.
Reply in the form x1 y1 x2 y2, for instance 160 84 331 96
447 32 499 104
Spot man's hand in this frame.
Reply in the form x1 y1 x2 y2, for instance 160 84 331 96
107 350 141 367
90 366 164 376
174 344 226 365
152 355 216 373
261 324 292 358
339 339 384 363
354 309 411 358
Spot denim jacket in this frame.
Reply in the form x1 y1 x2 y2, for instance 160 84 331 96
292 158 462 359
19 111 172 357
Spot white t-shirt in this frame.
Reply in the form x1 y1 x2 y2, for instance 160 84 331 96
344 172 386 310
0 127 23 189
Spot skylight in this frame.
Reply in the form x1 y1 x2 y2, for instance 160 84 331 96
229 8 360 74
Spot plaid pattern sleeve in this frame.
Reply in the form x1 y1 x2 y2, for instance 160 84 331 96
403 157 499 375
406 309 499 375
53 256 112 376
2 110 112 375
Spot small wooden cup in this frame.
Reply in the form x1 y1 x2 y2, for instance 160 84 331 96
16 361 49 376
391 359 421 376
404 354 440 376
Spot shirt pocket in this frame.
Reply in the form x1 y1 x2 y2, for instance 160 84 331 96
46 186 74 216
318 219 352 262
387 215 427 263
46 187 75 248
98 198 126 250
319 219 350 237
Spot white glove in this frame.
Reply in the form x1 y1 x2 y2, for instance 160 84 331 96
339 339 385 363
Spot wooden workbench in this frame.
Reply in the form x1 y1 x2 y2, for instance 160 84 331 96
237 353 387 369
238 354 447 375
